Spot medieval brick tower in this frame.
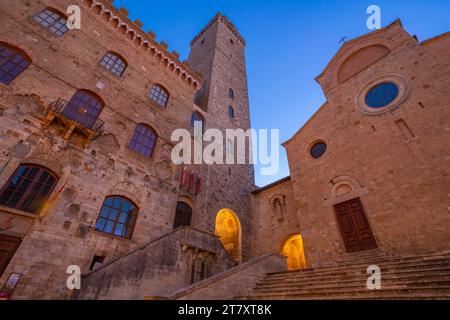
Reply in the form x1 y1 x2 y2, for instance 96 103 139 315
188 14 255 261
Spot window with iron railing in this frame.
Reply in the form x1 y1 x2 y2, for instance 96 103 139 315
48 90 105 134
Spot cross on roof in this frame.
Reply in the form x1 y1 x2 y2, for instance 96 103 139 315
339 36 348 44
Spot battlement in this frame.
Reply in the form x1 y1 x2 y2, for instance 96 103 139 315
82 0 202 88
190 13 246 47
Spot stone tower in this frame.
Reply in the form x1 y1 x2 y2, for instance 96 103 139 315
188 14 255 261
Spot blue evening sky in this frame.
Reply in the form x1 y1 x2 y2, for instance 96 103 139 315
114 0 449 187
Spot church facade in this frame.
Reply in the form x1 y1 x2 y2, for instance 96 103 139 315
0 0 448 300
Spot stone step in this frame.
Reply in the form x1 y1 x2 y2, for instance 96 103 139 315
260 265 450 284
239 286 450 300
253 277 450 294
255 269 450 290
239 252 450 300
266 258 450 279
269 252 450 276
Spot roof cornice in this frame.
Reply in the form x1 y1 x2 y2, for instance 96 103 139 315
81 0 202 90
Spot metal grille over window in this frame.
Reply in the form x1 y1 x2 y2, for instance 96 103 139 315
100 52 127 77
149 84 169 107
33 9 69 37
129 124 157 158
0 43 30 85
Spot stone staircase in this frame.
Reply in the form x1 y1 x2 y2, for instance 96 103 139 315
237 250 450 300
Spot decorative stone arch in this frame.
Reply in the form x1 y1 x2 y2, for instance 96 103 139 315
22 153 65 177
268 194 286 221
317 35 398 92
215 208 242 263
108 181 142 209
0 40 33 64
323 175 367 206
101 50 129 67
177 195 195 210
337 44 391 83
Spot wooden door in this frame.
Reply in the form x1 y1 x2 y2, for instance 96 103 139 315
0 235 21 276
333 198 377 253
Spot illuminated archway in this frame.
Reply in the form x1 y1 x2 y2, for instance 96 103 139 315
280 234 307 270
215 209 241 262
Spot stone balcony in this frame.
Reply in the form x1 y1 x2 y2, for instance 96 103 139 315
43 98 105 143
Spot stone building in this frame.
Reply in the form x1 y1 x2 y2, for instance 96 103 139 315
252 19 450 269
0 0 449 300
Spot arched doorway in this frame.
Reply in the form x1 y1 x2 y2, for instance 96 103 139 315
215 209 241 262
280 234 307 270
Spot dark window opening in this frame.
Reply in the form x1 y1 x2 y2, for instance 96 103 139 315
310 142 327 159
89 255 105 271
0 164 58 214
173 201 193 229
190 111 204 129
228 88 234 99
228 106 234 119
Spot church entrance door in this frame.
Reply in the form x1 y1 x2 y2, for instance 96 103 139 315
333 198 377 253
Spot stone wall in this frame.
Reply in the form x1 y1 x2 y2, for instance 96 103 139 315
282 21 450 266
0 0 205 299
251 178 302 257
168 253 286 300
76 227 235 300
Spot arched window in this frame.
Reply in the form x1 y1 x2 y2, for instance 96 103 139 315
95 196 138 239
0 164 58 214
149 84 169 107
100 52 127 77
190 111 204 128
228 88 234 99
33 8 70 37
173 201 193 229
228 106 235 120
0 43 31 85
64 90 104 129
129 124 157 158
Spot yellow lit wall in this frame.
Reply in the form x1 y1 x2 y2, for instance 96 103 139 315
215 209 241 262
281 234 307 270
